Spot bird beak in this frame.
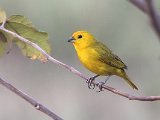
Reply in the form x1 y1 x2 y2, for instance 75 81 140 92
68 36 75 43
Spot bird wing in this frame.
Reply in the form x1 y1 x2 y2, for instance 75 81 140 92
91 42 127 69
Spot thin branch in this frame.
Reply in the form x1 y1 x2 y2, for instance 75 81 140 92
128 0 160 40
0 21 160 101
0 77 63 120
145 0 160 39
101 85 160 101
129 0 148 13
0 18 6 28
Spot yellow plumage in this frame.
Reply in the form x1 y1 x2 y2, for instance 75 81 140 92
68 31 138 90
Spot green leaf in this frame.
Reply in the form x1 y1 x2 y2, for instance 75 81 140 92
0 31 7 56
0 9 7 56
5 15 51 62
1 30 14 54
0 9 6 24
8 15 34 27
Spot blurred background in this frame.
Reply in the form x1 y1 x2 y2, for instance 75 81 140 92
0 0 160 120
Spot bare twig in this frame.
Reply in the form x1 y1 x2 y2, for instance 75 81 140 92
129 0 148 13
128 0 160 40
0 18 6 28
101 85 160 101
0 20 160 101
145 0 160 38
0 77 63 120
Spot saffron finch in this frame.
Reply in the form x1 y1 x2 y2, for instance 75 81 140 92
68 31 138 90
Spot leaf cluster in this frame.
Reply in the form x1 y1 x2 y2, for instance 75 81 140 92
0 9 51 62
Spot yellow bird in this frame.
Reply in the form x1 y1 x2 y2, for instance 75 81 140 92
68 31 138 90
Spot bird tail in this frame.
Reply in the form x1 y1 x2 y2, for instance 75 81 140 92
121 70 138 90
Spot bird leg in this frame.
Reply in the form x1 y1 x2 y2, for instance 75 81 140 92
96 75 110 92
87 75 100 89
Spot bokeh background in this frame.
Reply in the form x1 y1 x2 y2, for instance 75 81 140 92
0 0 160 120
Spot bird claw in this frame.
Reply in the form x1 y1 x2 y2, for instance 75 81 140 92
87 77 95 89
96 82 105 92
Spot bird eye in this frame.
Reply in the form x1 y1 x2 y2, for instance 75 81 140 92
78 35 82 39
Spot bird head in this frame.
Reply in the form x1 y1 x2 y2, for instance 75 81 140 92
68 31 96 50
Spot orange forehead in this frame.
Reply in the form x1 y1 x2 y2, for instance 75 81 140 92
72 31 88 37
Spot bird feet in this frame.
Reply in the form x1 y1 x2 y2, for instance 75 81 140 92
87 75 110 92
96 82 105 92
87 75 100 89
86 75 99 89
86 77 96 89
